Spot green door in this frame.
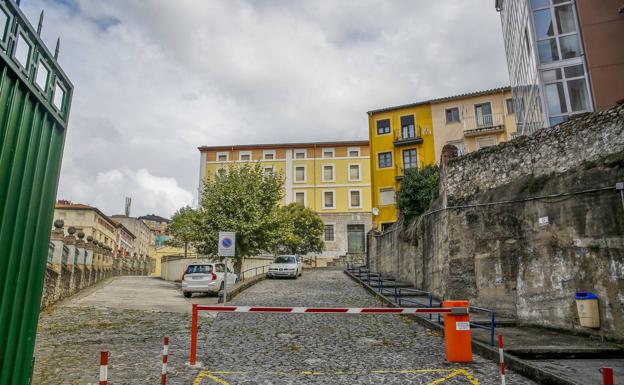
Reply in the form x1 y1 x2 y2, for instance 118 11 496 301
347 225 365 254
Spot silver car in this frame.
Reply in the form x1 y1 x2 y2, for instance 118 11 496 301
181 262 237 298
267 255 303 279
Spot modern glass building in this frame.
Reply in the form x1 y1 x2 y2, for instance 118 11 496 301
496 0 597 135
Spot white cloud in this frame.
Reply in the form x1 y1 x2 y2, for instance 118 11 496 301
20 0 508 218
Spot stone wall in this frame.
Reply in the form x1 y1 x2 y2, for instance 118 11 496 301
369 105 624 339
41 220 152 309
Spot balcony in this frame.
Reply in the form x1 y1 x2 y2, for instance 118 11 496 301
393 125 424 147
463 113 506 137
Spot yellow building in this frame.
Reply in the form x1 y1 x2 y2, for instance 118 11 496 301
198 141 372 257
431 87 517 160
367 103 436 230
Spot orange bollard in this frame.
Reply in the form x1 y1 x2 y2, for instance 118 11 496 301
443 300 472 362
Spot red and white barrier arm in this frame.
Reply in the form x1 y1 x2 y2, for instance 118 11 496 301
161 337 169 385
99 351 109 385
195 305 467 314
498 335 506 385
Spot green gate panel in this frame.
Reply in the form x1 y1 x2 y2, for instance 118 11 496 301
0 1 73 384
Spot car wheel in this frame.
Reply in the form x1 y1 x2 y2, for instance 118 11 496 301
183 291 192 298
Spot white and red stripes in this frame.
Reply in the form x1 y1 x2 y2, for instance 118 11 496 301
161 336 169 385
99 351 109 385
498 335 506 385
195 305 456 314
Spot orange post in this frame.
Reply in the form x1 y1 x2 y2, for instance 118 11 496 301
190 304 198 366
442 300 472 362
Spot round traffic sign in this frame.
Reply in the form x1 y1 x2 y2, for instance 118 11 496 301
221 237 233 248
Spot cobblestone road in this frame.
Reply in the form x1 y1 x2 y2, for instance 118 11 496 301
194 270 537 385
32 271 538 385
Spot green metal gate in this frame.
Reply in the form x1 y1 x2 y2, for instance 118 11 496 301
0 1 73 384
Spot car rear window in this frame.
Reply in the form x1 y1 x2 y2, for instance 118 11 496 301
274 256 296 264
186 265 213 274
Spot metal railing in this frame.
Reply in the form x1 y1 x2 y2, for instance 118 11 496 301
61 245 69 265
437 305 496 346
237 264 271 283
463 113 505 133
394 288 434 319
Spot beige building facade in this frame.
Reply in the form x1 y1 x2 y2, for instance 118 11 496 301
111 215 153 258
54 201 117 249
431 87 517 161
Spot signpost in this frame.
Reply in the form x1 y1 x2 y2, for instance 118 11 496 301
218 232 235 303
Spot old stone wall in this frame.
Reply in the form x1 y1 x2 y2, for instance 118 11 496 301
369 105 624 338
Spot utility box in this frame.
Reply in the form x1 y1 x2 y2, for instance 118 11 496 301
575 292 600 328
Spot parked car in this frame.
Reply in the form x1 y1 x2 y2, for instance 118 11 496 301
181 262 237 298
267 255 303 279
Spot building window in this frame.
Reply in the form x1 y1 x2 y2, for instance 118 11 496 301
378 152 392 168
348 147 360 157
348 164 360 181
323 191 335 209
506 98 514 114
324 224 335 242
445 107 460 123
476 136 496 149
322 165 334 182
402 149 418 170
263 166 273 177
322 148 335 158
474 102 493 127
239 151 251 161
349 190 362 208
532 0 581 64
379 188 395 206
295 192 306 206
217 152 228 162
400 115 416 139
294 166 306 182
376 119 391 135
294 149 306 159
542 64 590 123
263 150 275 160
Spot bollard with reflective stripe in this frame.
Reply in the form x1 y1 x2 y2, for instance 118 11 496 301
603 367 613 385
161 336 169 385
99 351 109 385
498 335 506 385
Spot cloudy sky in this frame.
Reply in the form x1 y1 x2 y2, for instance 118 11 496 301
22 0 509 218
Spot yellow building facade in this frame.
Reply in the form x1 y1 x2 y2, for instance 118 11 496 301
54 201 118 250
198 141 372 257
367 103 436 230
431 87 517 160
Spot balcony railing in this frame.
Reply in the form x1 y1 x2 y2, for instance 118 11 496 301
47 242 54 264
463 113 506 137
61 245 69 265
393 125 424 146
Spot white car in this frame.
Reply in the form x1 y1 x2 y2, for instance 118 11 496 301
182 262 237 298
267 255 303 279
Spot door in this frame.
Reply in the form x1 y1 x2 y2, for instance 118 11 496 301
475 102 492 127
347 225 365 254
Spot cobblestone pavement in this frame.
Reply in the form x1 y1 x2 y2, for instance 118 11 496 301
32 272 538 384
194 269 538 385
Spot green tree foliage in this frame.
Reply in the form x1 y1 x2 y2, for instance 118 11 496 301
196 163 286 271
396 164 440 224
166 206 201 259
278 203 325 255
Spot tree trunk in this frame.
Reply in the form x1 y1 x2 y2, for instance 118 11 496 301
184 241 188 259
234 257 243 274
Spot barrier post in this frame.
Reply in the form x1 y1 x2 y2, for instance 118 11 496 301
603 367 613 385
161 336 169 385
190 304 198 366
99 351 109 385
498 335 506 385
442 300 472 362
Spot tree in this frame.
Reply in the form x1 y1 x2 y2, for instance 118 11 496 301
166 206 201 259
195 163 286 272
396 164 440 224
277 203 325 255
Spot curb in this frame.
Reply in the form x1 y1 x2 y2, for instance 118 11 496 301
344 270 580 385
218 273 267 303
